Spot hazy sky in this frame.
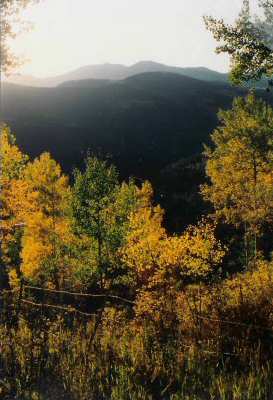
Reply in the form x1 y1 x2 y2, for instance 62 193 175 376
10 0 260 77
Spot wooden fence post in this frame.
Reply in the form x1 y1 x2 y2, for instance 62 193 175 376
15 277 24 325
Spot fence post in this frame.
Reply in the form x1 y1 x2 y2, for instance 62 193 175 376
15 276 24 324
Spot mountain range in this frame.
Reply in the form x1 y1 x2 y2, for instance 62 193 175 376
5 61 229 87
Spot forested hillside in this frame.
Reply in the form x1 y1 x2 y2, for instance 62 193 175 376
3 72 272 230
3 72 247 177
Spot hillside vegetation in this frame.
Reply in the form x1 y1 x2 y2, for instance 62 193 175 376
1 93 273 399
3 72 247 177
2 72 253 230
3 72 272 230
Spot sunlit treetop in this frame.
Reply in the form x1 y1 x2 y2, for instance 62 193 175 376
1 0 39 73
202 94 273 235
0 124 29 181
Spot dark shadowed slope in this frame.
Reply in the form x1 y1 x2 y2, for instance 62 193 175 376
2 72 248 178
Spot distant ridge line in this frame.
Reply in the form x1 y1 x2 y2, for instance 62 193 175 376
5 61 229 88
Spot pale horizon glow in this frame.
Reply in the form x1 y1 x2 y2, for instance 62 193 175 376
9 0 260 78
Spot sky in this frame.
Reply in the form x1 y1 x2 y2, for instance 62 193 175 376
9 0 260 78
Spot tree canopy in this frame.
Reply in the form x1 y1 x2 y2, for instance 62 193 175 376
1 0 39 73
204 0 273 86
202 94 273 264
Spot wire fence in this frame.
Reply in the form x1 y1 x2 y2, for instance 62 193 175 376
0 281 272 334
21 299 97 318
24 284 135 305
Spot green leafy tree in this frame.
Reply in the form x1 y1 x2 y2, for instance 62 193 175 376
204 0 273 86
71 157 120 289
71 159 141 291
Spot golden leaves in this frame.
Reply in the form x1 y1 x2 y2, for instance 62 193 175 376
21 153 71 281
202 95 273 232
121 182 225 323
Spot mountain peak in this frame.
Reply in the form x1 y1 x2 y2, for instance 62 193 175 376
133 60 164 66
5 61 229 87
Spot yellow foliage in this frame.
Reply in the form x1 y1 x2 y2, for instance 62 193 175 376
222 259 273 310
21 212 56 278
23 152 70 216
120 181 166 286
121 183 225 321
134 289 177 327
8 268 20 288
0 125 28 181
20 153 71 283
0 125 29 266
202 95 273 234
122 198 225 289
159 221 225 280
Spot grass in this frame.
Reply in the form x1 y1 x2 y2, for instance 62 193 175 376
0 310 273 400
